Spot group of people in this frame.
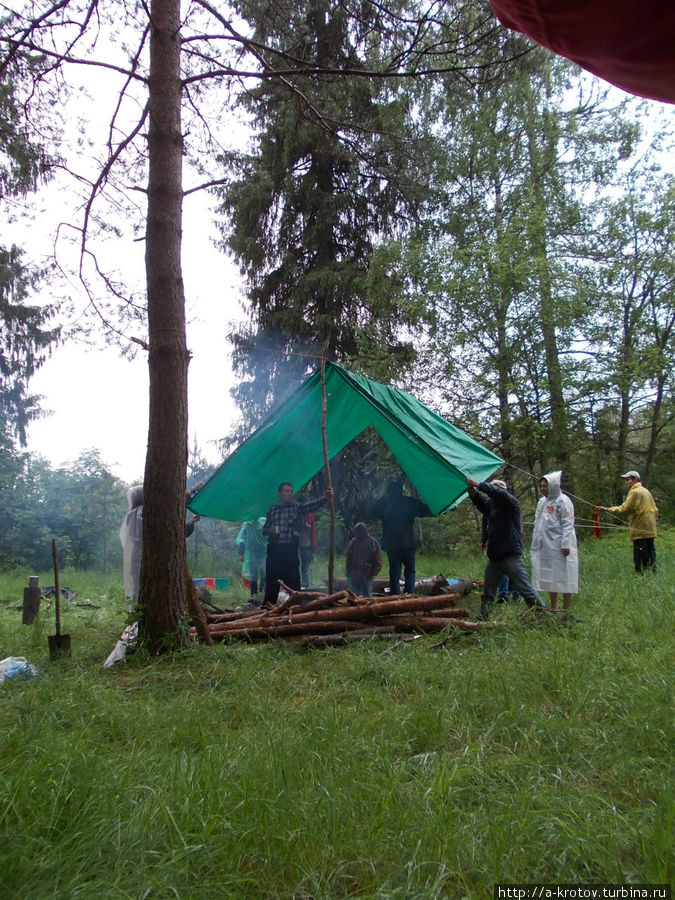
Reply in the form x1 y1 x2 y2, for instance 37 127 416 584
121 467 658 617
468 468 658 620
468 472 576 620
253 477 433 605
255 467 657 618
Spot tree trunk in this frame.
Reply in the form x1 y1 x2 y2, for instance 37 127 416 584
644 372 665 487
524 97 575 494
139 0 189 652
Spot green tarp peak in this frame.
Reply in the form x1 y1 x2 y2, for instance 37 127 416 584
189 361 502 522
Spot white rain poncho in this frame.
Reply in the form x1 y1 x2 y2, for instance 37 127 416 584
119 485 143 613
530 470 578 593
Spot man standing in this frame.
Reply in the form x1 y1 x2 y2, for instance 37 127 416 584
467 477 547 620
263 482 332 605
596 471 658 573
371 479 432 595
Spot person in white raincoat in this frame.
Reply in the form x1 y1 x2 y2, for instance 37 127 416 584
530 471 578 611
119 485 144 614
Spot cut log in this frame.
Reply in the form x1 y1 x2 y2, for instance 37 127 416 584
186 567 213 646
187 576 495 645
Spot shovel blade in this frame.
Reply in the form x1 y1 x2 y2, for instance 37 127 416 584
48 633 71 659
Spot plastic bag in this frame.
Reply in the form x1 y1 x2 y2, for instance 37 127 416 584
0 656 39 683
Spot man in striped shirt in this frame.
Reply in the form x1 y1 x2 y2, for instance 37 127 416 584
263 482 332 605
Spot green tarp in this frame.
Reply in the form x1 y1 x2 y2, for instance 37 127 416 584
189 361 502 522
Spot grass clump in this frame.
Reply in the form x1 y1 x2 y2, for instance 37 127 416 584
0 533 672 898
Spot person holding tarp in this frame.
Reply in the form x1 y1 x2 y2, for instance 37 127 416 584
263 482 333 605
530 471 578 611
467 477 548 620
371 479 432 596
596 471 658 573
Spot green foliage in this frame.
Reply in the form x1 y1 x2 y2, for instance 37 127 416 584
0 75 52 197
0 536 672 896
0 70 59 449
0 247 60 447
0 452 128 572
218 0 443 431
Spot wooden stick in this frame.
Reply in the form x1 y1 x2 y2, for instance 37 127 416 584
321 346 335 594
185 566 214 646
379 635 422 654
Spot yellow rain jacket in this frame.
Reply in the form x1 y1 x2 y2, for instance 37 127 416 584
608 482 658 540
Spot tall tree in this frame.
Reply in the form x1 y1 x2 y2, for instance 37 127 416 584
0 71 59 449
584 166 675 496
0 246 59 446
409 37 637 496
218 0 439 429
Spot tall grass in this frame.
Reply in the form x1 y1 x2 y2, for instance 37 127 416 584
0 533 672 899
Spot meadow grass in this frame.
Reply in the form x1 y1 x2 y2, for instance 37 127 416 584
0 533 672 899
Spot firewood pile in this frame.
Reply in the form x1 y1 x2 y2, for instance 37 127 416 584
189 577 498 647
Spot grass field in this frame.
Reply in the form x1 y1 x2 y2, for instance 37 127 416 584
0 533 672 899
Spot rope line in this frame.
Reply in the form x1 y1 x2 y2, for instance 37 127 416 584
504 460 627 524
523 520 627 530
239 343 631 526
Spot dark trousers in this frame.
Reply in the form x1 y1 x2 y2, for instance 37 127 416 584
481 554 546 619
497 574 521 601
299 544 313 588
348 574 373 597
633 538 656 573
387 548 416 595
264 540 301 605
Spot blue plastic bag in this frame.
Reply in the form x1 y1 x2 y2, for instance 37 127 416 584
0 656 39 683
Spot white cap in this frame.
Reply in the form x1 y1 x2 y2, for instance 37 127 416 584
620 470 640 480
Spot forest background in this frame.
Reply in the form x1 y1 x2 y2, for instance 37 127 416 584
1 0 673 581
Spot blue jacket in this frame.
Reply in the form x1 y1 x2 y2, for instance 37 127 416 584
371 492 432 552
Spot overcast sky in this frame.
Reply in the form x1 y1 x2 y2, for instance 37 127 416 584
24 196 246 484
15 52 250 486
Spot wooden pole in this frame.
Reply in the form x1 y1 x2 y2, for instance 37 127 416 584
185 565 214 646
321 346 335 593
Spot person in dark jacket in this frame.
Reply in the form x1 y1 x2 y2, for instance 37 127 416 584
371 479 432 595
467 477 547 620
480 509 521 603
346 522 382 597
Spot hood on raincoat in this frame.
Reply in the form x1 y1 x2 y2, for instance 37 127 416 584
541 470 562 499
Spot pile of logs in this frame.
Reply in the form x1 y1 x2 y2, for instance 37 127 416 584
189 577 497 647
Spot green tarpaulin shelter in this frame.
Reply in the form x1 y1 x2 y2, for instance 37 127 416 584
189 361 503 522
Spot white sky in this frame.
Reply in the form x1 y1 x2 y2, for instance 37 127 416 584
14 48 251 485
24 196 247 484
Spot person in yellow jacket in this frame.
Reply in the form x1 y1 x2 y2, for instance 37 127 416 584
596 471 658 572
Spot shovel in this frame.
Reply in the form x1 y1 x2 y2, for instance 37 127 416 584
48 539 71 659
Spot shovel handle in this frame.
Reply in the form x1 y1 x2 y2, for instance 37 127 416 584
51 539 61 636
